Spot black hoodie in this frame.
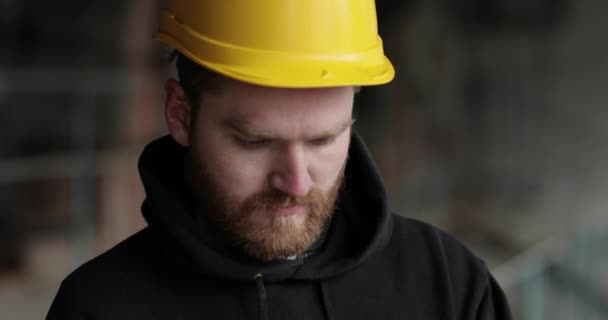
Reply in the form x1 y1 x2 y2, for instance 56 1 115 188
47 134 511 320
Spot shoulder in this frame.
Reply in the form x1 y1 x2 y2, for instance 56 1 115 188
47 228 160 317
387 214 489 283
385 214 511 318
388 214 481 266
66 227 158 284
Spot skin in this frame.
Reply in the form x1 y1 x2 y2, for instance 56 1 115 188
164 76 355 259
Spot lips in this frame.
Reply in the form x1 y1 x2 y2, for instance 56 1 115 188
272 204 308 217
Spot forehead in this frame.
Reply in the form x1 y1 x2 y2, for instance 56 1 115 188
202 79 355 131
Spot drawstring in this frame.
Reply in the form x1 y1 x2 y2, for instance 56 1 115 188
254 274 269 320
320 281 334 320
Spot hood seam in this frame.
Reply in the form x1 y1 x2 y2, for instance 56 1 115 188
320 281 334 320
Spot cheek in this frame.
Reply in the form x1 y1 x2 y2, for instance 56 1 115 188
190 119 269 200
310 134 351 188
200 145 271 198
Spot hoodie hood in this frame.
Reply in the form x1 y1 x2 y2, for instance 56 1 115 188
138 132 392 283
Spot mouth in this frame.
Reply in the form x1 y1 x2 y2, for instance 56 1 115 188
271 203 308 217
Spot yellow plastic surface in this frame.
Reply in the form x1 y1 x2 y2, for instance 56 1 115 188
155 0 394 87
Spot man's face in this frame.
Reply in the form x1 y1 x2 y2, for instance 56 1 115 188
186 79 355 261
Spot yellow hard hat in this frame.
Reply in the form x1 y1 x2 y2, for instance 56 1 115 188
155 0 394 88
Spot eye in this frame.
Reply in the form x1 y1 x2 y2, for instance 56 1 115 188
234 136 271 148
310 136 337 147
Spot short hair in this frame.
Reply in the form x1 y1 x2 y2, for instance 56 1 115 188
169 50 221 108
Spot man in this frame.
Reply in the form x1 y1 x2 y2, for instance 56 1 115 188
48 1 511 319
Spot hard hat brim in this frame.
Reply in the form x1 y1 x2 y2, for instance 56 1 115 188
154 31 394 88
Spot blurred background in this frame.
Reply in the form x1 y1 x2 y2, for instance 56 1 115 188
1 0 607 319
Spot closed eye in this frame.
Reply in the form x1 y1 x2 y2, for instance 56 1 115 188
309 135 337 146
234 136 272 149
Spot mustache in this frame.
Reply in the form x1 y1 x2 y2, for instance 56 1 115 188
245 189 323 211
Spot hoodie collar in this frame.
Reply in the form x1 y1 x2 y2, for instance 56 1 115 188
138 132 392 282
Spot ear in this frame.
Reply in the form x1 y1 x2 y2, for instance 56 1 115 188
164 79 192 147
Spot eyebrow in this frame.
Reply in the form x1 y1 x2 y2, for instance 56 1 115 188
221 117 356 140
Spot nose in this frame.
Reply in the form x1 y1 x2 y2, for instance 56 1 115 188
269 145 312 197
